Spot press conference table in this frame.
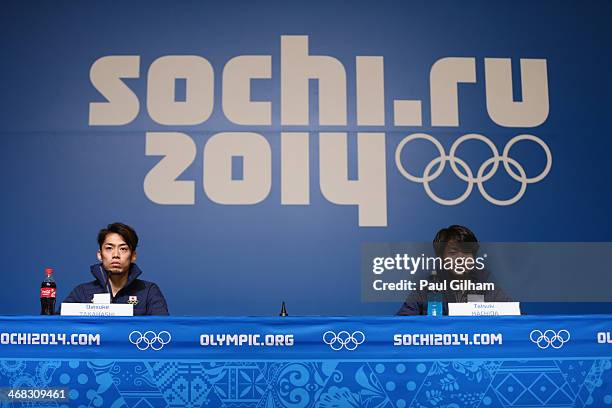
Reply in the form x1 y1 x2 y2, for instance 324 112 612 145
0 315 610 408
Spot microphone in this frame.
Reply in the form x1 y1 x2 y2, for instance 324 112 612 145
279 301 288 317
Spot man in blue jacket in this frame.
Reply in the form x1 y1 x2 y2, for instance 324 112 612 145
397 225 511 316
63 222 169 316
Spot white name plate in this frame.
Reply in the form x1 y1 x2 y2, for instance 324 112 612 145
60 303 133 316
448 302 521 316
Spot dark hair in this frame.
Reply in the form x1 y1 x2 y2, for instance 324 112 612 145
97 222 139 251
433 225 479 258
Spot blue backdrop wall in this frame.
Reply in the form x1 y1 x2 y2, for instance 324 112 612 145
1 1 611 315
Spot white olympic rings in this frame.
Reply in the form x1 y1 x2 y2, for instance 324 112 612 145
529 329 570 349
395 133 552 206
129 330 172 351
322 330 365 351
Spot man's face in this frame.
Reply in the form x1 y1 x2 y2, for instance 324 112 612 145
97 232 136 275
443 242 475 276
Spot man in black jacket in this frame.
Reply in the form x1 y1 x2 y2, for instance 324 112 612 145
63 222 169 316
397 225 511 316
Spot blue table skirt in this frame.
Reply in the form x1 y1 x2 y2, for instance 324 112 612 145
0 315 611 407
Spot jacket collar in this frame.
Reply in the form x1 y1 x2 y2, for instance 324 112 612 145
90 263 142 293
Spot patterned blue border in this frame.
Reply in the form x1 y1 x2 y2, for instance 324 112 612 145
1 358 611 408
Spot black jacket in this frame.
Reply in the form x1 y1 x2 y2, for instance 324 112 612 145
63 263 169 316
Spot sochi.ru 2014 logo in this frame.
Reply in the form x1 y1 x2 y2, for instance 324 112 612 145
322 331 365 351
529 329 570 349
90 36 553 227
129 330 172 351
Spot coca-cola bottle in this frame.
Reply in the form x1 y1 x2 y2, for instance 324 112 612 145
40 268 56 315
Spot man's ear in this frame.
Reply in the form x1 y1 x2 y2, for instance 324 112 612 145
96 250 102 262
131 251 137 263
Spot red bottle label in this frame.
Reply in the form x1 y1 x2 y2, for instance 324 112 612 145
40 287 56 298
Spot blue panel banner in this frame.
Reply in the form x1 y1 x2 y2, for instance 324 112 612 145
0 316 611 407
1 315 612 360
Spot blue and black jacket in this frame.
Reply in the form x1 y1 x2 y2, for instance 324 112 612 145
63 263 169 316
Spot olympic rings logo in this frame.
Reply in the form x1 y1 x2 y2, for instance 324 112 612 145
322 331 365 351
529 329 570 349
395 133 552 206
129 330 172 351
